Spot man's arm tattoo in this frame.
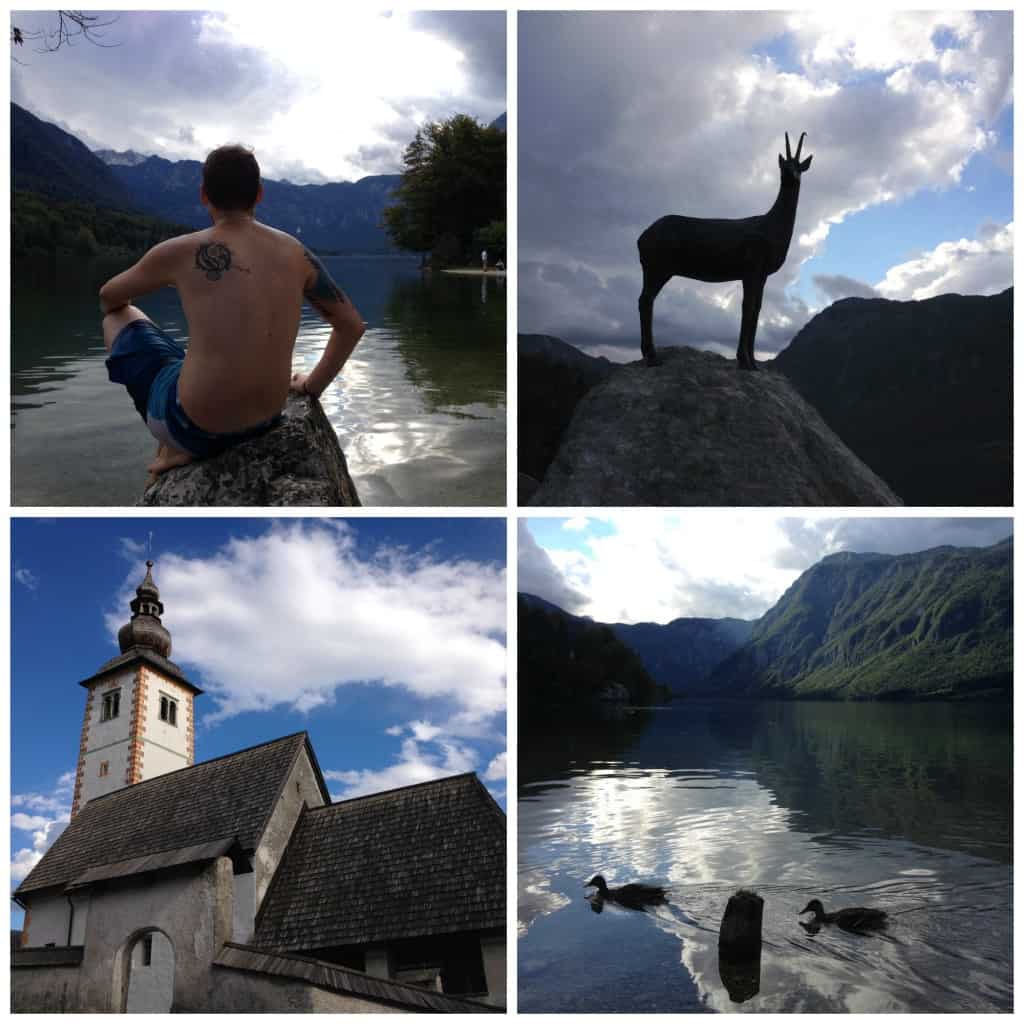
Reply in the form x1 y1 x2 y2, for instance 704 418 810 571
303 249 348 307
194 242 251 281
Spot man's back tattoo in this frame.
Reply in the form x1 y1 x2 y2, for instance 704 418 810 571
195 242 251 281
303 249 348 306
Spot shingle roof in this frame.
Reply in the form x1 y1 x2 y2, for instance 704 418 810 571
214 943 502 1013
78 646 202 695
16 733 323 896
254 773 506 949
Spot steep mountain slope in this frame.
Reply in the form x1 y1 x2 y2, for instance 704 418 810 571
611 617 754 695
12 103 133 209
518 594 666 725
709 539 1011 700
774 290 1012 506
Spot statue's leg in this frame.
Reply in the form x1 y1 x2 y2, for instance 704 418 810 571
738 274 766 370
639 264 670 367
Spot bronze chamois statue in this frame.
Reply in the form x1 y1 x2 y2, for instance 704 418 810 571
638 132 813 369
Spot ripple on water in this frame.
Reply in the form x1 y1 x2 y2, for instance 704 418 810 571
519 703 1011 1012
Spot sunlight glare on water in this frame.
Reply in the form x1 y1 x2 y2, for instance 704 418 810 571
518 702 1011 1013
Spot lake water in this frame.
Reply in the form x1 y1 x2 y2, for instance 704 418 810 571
12 255 506 507
518 701 1012 1013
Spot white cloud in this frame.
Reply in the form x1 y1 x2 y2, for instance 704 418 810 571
11 771 74 883
519 11 1011 357
14 566 38 591
517 520 589 613
484 751 507 782
13 10 505 182
107 522 506 725
561 517 590 532
324 736 481 799
522 516 1011 623
875 221 1013 300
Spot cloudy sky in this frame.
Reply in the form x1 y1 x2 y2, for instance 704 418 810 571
12 518 506 890
519 10 1013 360
11 9 506 182
520 515 1012 625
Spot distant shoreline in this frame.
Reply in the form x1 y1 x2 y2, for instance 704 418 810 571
441 268 507 277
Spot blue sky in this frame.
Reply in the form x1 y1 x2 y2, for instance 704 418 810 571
519 10 1013 360
520 516 1013 625
12 517 506 895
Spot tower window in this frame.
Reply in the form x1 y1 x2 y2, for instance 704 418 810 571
99 761 109 777
159 695 178 727
142 935 153 966
100 690 120 722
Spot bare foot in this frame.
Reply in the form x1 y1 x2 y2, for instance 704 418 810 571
147 443 194 482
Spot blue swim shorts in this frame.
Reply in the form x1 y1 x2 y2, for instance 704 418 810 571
105 318 282 459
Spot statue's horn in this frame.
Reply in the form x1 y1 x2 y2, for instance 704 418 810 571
785 132 792 160
795 132 806 161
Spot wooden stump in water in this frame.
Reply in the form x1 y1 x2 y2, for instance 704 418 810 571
718 888 763 1003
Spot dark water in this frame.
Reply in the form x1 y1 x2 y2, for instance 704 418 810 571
518 701 1012 1013
12 255 506 506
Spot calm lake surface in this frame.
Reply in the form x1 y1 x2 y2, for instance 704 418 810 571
519 701 1012 1013
12 255 506 506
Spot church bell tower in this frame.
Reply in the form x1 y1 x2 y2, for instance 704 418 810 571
71 561 203 816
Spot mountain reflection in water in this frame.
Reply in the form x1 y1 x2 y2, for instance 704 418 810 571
518 701 1011 1013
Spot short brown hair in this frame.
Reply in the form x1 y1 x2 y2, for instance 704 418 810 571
202 145 261 211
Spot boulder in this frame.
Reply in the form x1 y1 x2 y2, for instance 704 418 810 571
531 345 903 506
139 392 360 507
518 333 613 499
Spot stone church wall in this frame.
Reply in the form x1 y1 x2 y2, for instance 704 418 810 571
12 963 82 1012
206 966 409 1013
254 747 326 905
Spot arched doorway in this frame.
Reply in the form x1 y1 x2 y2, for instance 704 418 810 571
123 929 175 1012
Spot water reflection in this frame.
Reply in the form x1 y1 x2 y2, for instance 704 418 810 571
519 702 1011 1013
12 255 505 506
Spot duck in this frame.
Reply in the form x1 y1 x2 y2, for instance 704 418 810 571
798 898 887 932
585 874 667 908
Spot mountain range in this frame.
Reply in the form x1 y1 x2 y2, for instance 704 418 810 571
13 103 504 252
774 289 1012 506
521 537 1011 702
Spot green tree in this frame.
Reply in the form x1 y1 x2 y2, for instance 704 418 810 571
383 114 506 266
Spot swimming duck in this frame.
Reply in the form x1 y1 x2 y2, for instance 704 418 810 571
799 898 887 932
585 874 667 908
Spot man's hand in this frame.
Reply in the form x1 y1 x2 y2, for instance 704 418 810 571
289 372 319 398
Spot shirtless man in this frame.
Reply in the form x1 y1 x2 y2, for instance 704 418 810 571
101 144 365 479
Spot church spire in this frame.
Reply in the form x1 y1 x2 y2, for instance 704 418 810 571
117 560 172 658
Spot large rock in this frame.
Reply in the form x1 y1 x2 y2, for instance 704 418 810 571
774 289 1012 506
518 333 613 501
531 345 902 506
140 392 360 507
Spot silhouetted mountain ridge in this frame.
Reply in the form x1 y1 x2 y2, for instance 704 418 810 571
774 289 1011 505
12 103 134 209
101 154 401 251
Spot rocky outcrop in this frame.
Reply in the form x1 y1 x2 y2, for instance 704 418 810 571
140 393 360 507
518 333 613 502
774 289 1011 506
530 345 902 506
